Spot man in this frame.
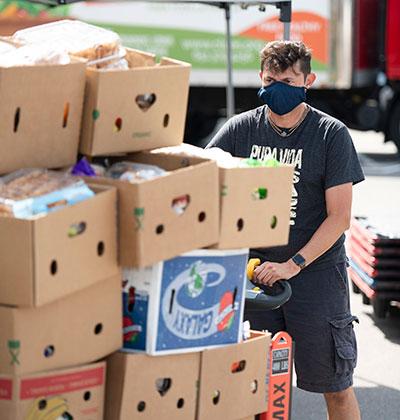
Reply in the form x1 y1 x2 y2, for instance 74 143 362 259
207 41 364 420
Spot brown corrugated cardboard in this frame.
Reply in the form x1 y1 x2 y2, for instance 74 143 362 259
0 185 119 307
0 361 105 420
215 165 294 249
87 152 219 267
144 147 294 249
105 351 200 420
79 48 191 156
0 275 122 375
0 60 86 175
197 331 271 420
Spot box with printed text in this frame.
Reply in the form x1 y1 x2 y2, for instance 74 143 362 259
0 361 106 420
122 248 249 355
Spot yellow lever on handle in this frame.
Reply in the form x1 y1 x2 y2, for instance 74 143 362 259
247 258 261 280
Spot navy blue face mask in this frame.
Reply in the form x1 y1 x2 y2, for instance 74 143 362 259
257 81 307 115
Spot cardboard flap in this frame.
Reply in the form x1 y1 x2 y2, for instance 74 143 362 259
125 48 156 68
124 151 211 172
159 57 191 68
0 307 16 379
104 352 126 420
0 218 34 305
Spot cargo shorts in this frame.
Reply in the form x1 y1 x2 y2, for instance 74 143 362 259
244 261 359 393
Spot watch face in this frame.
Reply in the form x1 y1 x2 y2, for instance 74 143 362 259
293 254 306 268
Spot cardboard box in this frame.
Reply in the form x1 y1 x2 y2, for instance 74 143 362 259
147 147 294 249
0 184 119 307
197 331 271 420
0 361 105 420
122 248 248 355
79 48 191 156
0 275 122 375
215 165 294 249
89 152 219 267
0 60 86 175
105 351 200 420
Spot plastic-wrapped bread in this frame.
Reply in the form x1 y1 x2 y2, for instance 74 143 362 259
0 169 94 218
12 20 122 64
0 42 70 67
0 39 16 54
106 162 167 183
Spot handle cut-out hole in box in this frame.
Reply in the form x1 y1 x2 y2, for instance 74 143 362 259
63 102 70 128
68 221 87 238
136 93 156 111
231 360 246 373
252 187 268 200
156 378 172 396
14 107 21 133
171 194 190 215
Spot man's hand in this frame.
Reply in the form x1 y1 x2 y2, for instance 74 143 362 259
253 259 300 287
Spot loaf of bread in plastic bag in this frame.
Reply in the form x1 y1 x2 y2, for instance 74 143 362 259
0 169 94 218
13 19 121 63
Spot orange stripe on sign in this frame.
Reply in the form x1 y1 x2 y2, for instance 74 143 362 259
240 11 329 64
20 366 104 400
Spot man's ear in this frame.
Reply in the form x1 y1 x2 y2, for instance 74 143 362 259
305 72 316 88
259 70 263 81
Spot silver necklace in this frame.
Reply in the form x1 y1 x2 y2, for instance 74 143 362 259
267 105 309 138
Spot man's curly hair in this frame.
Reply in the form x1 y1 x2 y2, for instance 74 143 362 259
260 41 312 78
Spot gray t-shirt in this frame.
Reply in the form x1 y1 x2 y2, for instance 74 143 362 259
207 105 365 271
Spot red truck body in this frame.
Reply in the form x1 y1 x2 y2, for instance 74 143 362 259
386 0 400 80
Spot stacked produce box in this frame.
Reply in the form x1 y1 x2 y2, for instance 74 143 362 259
348 216 400 319
0 20 294 420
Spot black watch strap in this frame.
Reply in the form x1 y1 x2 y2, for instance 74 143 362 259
291 253 306 269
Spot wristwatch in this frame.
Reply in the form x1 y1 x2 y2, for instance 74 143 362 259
291 253 306 269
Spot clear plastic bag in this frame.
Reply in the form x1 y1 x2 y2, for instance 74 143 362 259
152 144 240 168
0 42 70 67
95 56 130 71
0 169 94 219
13 20 121 63
0 40 16 55
106 162 167 183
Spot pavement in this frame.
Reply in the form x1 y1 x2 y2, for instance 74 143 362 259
291 130 400 420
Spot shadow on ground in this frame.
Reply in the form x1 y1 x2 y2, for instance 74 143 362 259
365 306 400 345
291 383 400 420
359 152 400 177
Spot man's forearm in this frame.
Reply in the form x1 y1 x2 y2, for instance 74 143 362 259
296 214 350 267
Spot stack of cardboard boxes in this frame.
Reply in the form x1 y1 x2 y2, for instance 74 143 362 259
0 20 294 420
0 56 122 418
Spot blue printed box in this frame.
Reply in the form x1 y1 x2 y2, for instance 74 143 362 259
122 248 249 355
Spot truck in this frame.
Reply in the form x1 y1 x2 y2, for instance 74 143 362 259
1 0 400 152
